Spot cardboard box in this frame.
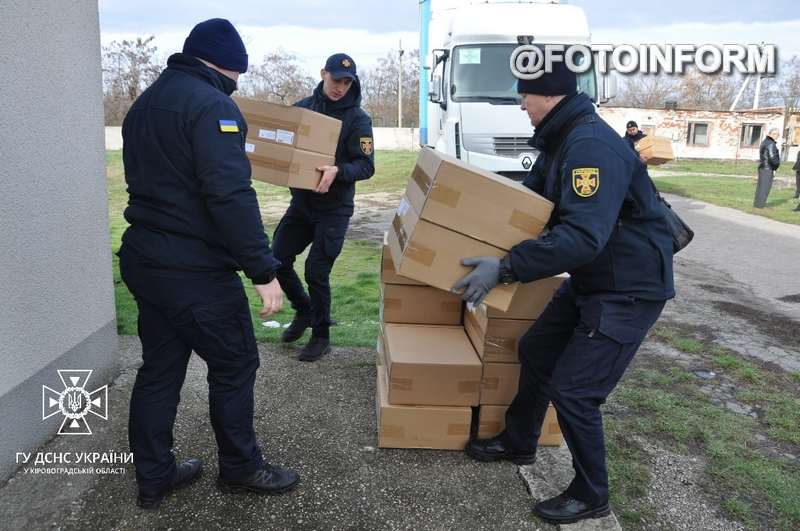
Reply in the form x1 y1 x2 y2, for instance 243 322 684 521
486 274 567 320
381 283 462 326
464 305 532 364
405 147 553 250
382 323 482 406
244 140 333 190
376 366 472 450
387 196 517 312
381 232 423 286
480 362 521 405
477 404 563 446
635 135 674 166
235 97 341 153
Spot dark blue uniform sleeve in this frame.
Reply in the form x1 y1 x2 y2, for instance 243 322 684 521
336 112 375 184
191 99 280 281
522 152 547 196
509 138 631 282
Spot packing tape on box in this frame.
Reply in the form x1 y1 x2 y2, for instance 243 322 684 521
441 301 462 313
458 381 480 394
382 424 405 438
405 243 436 267
485 336 517 353
429 183 461 208
392 216 408 250
508 209 544 235
411 165 432 195
249 155 301 175
391 377 413 391
482 377 500 390
447 423 470 436
383 298 402 310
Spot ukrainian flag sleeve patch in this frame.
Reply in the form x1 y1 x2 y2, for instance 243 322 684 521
218 119 239 133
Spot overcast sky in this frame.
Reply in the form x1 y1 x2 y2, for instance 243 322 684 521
99 0 800 73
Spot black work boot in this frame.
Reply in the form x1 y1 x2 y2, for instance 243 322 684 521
533 492 610 524
217 463 300 495
137 458 204 509
298 336 331 362
281 312 311 343
465 435 536 465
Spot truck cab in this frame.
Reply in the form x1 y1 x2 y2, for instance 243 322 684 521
420 0 614 179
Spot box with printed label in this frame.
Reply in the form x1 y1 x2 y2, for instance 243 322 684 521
380 283 463 326
404 147 553 251
477 404 563 446
387 195 517 312
244 140 333 190
382 323 482 407
376 366 472 450
480 362 521 406
464 304 532 364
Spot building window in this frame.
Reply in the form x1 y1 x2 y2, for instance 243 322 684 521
687 122 709 146
740 124 763 148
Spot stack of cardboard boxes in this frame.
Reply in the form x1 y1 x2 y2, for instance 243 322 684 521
234 97 342 190
378 147 566 450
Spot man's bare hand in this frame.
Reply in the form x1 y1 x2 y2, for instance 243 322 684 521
315 165 338 194
254 278 283 317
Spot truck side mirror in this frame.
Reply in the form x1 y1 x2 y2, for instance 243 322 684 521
429 75 442 104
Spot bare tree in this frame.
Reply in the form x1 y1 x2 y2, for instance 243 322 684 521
675 69 739 110
766 56 800 160
240 49 316 105
102 36 163 125
360 49 420 127
614 73 679 109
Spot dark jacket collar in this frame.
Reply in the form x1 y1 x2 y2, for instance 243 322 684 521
311 77 363 112
528 92 595 153
166 53 237 95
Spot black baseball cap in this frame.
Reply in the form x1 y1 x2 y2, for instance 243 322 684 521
324 53 357 80
626 120 638 128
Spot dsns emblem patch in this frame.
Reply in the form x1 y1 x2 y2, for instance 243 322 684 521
572 168 599 198
359 137 374 155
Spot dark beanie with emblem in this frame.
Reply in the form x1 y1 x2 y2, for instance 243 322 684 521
183 18 248 73
516 53 578 96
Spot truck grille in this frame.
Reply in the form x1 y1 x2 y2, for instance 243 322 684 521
493 137 534 158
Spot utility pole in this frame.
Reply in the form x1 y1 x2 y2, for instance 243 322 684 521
398 39 404 127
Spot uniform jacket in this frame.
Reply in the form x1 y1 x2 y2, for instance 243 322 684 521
120 53 279 282
509 92 675 301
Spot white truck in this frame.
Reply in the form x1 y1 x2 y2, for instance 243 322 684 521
419 0 616 178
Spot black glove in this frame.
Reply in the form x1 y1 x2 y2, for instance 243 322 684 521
452 256 501 305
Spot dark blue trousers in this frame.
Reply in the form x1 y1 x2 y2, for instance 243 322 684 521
119 248 264 495
504 280 665 505
271 203 350 337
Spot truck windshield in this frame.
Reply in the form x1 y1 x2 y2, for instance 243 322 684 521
450 44 597 103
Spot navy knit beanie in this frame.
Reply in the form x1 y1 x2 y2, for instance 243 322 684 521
183 18 248 73
516 50 578 96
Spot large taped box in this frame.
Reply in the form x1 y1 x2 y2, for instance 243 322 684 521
635 135 674 166
376 366 472 450
480 362 521 406
387 195 517 312
244 140 332 190
381 231 423 286
465 304 532 364
382 323 482 407
235 97 341 153
405 147 553 250
380 283 462 326
477 404 563 446
486 274 567 320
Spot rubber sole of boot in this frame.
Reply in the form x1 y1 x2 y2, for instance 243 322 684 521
533 503 611 524
465 444 536 465
217 477 300 496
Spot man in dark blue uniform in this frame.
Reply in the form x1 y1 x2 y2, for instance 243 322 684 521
623 120 646 151
455 59 674 524
271 53 375 362
118 19 299 508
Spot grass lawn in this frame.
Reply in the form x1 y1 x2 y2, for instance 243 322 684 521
660 158 797 178
654 174 800 225
107 149 415 347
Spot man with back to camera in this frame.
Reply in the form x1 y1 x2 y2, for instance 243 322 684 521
118 18 299 509
271 53 375 362
453 56 675 524
754 128 781 208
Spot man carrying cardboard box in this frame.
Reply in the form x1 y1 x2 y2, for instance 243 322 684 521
118 19 299 508
271 53 375 361
622 120 647 164
455 55 675 524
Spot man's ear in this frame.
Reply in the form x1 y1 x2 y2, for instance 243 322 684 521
320 69 326 80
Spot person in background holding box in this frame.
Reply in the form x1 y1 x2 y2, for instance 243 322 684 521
454 57 674 524
118 19 300 508
271 53 375 361
623 120 647 164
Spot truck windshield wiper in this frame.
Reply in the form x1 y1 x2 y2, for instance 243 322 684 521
460 96 520 104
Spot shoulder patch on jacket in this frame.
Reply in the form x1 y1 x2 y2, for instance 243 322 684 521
359 137 374 155
572 167 599 197
218 119 239 133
